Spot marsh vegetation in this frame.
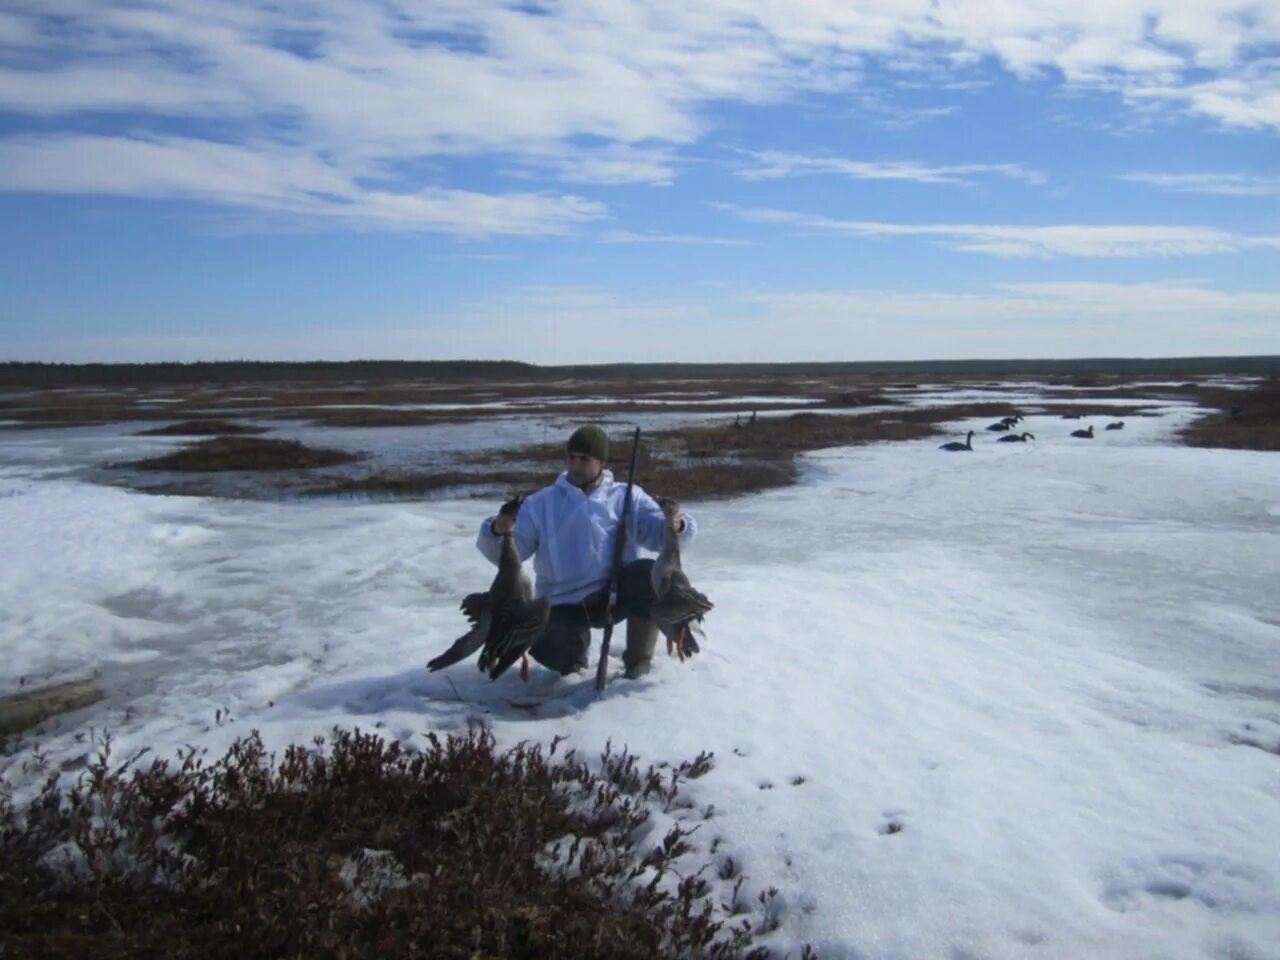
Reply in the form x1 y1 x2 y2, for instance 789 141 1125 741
2 725 808 959
5 360 1273 503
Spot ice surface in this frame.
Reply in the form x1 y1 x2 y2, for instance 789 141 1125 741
2 388 1279 959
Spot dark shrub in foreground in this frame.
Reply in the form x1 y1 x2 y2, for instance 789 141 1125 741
1 725 814 959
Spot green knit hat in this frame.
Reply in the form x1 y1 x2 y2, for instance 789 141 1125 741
567 424 609 462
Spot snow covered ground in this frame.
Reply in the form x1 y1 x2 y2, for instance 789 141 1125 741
3 391 1279 959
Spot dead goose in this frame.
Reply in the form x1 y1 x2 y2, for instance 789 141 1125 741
649 496 713 662
939 431 974 451
997 431 1035 442
427 495 550 681
1070 425 1095 439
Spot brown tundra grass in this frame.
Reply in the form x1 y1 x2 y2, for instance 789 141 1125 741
1 725 817 960
124 436 362 472
9 375 1276 501
135 420 268 436
1178 378 1280 452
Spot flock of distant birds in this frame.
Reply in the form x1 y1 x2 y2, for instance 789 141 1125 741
423 406 1144 683
939 414 1126 451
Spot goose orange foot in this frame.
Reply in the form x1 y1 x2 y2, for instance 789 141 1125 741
666 626 688 663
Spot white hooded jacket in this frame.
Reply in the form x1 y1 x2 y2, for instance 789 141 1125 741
476 469 697 605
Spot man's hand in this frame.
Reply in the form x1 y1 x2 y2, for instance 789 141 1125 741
657 495 686 533
492 494 522 535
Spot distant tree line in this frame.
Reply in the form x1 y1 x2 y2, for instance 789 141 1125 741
0 355 1275 388
0 360 538 388
559 356 1279 380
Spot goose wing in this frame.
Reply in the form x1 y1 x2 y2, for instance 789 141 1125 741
459 591 488 624
427 593 492 671
651 573 713 633
480 596 551 680
650 573 712 661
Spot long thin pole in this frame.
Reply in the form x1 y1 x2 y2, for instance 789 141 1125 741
595 427 641 692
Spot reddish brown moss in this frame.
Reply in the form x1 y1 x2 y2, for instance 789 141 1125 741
136 420 268 436
1 726 815 960
126 436 361 472
1179 378 1280 452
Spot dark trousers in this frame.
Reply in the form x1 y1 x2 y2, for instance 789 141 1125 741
530 559 655 674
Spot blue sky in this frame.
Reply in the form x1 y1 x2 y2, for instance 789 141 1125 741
1 1 1277 364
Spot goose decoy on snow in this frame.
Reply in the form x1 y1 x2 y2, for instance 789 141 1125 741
997 431 1035 442
426 495 550 682
649 496 713 662
1070 425 1095 439
939 431 974 451
1105 421 1125 430
985 420 1012 432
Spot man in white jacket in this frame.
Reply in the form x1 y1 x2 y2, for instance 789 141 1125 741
477 424 697 679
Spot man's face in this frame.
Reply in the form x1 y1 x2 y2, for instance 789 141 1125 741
566 450 604 486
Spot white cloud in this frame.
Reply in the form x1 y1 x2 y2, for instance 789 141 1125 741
3 2 1278 144
0 11 37 45
744 280 1280 324
419 285 729 363
922 3 1278 128
1120 171 1280 196
731 149 1045 185
874 104 962 129
0 134 606 235
1129 72 1280 130
734 279 1280 357
0 65 242 115
13 279 1274 363
503 144 680 186
715 203 1280 258
601 230 756 246
0 0 1277 232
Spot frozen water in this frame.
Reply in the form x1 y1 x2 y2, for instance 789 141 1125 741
2 385 1279 959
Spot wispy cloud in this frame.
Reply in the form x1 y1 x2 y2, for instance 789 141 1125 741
1120 171 1280 197
17 279 1272 363
731 149 1045 185
0 1 1277 233
874 105 962 130
744 280 1280 323
822 91 964 131
502 144 681 186
601 230 756 247
0 134 606 235
735 280 1280 357
1126 66 1280 131
715 203 1280 258
428 253 518 262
